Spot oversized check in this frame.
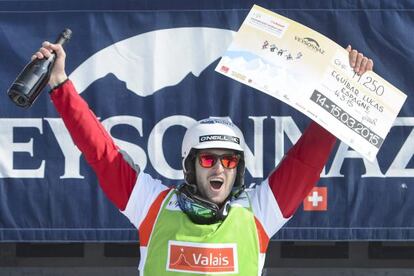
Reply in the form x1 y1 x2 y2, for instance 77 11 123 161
215 5 407 161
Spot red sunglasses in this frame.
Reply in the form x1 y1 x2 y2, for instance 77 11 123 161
198 153 240 169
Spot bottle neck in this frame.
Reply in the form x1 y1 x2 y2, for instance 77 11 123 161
46 53 56 62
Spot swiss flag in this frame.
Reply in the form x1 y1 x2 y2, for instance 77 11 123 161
303 187 327 211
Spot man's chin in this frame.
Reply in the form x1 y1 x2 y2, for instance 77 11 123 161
206 193 228 206
201 187 230 205
210 199 224 206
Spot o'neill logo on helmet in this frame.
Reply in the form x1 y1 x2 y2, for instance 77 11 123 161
167 240 238 273
200 135 240 144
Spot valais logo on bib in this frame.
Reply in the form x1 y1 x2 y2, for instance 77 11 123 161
167 240 238 274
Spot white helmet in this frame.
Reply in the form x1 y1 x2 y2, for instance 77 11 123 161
181 118 246 196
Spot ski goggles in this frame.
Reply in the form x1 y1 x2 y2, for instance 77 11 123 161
198 153 240 169
176 184 225 224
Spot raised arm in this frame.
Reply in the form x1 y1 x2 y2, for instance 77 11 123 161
35 41 138 210
269 122 335 217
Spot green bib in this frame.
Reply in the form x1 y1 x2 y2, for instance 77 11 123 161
142 190 261 275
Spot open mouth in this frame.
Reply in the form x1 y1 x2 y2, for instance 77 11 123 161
209 179 224 190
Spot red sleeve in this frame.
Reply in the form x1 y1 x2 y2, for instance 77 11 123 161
50 79 137 211
268 121 336 218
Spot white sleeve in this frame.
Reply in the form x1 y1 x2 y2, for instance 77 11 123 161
121 172 170 228
247 178 290 238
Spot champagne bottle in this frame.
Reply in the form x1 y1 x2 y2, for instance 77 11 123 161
7 28 72 108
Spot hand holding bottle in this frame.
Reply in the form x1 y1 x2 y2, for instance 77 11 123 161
33 41 68 88
7 29 72 108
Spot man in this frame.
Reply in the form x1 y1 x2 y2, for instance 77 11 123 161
34 42 372 275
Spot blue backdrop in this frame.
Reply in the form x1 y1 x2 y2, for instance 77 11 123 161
1 0 414 241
